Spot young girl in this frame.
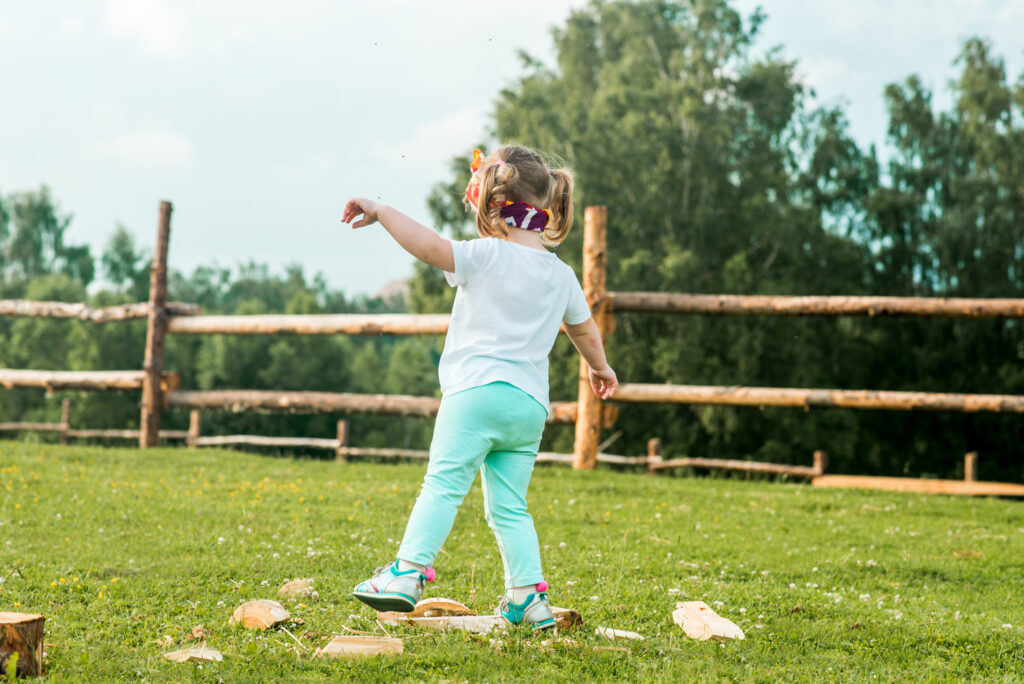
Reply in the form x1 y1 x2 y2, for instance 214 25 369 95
341 144 617 630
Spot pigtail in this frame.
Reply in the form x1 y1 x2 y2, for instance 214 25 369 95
543 168 575 245
475 158 519 239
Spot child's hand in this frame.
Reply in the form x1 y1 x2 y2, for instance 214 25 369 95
341 198 381 228
589 365 618 399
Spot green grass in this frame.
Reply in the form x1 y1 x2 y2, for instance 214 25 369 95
2 442 1023 682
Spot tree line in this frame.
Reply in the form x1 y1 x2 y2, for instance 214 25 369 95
2 0 1022 480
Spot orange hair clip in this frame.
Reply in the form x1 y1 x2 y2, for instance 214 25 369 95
469 149 484 173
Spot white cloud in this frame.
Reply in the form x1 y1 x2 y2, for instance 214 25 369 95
103 0 192 58
55 17 85 40
797 56 868 102
103 130 194 167
265 151 337 190
403 106 487 160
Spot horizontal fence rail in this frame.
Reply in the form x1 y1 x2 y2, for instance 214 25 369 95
67 428 189 440
649 456 821 478
606 292 1024 318
195 435 341 449
613 383 1024 413
0 300 199 321
0 369 180 392
167 389 440 417
0 422 64 432
167 314 451 336
191 437 642 466
166 389 616 426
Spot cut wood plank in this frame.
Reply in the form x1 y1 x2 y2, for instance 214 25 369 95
228 600 290 629
377 607 582 634
812 475 1024 497
315 636 403 658
0 612 45 677
378 613 502 634
673 601 745 641
277 579 314 598
163 646 223 663
595 626 644 640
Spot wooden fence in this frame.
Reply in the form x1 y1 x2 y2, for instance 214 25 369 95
2 200 1024 492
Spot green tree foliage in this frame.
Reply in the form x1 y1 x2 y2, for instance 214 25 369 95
101 225 150 301
0 186 94 289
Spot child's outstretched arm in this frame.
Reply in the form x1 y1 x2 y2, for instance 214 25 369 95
564 317 618 399
342 198 454 272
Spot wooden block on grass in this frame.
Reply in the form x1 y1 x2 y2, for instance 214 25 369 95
376 598 475 621
377 606 582 634
163 646 223 663
595 626 644 640
228 600 290 630
673 601 745 641
0 612 45 677
277 579 314 598
316 636 403 658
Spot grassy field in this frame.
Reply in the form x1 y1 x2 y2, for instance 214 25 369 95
1 442 1023 682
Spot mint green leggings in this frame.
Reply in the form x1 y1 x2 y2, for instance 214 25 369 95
397 382 548 588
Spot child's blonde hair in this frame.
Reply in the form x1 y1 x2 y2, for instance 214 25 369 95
468 145 575 246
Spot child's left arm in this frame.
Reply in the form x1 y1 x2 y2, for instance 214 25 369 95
342 197 455 272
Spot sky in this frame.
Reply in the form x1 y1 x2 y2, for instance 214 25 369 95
1 1 1022 298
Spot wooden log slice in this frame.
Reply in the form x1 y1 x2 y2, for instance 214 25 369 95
0 612 45 676
277 579 314 598
672 601 744 641
228 600 290 629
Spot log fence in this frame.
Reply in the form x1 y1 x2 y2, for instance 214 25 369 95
1 199 1023 494
0 399 188 444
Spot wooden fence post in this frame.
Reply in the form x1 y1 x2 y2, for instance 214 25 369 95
336 419 349 462
813 450 828 475
187 410 201 448
140 200 172 448
59 398 70 445
646 437 662 474
573 206 608 470
964 451 978 481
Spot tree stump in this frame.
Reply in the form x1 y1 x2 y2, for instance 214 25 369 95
0 612 45 676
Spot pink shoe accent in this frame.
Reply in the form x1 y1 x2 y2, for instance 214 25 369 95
424 567 436 582
536 581 548 592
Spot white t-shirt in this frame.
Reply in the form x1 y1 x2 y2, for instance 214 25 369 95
439 237 592 411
